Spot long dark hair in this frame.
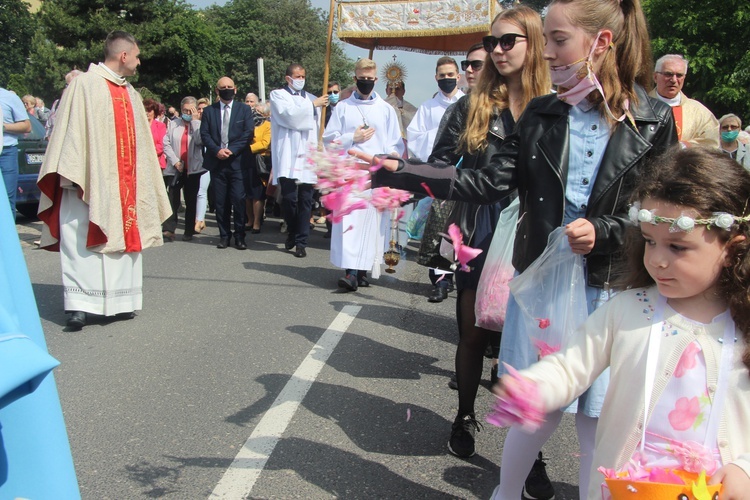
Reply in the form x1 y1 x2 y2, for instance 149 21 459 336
617 148 750 372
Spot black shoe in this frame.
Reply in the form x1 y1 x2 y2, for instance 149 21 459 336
448 374 458 390
285 234 295 250
67 311 87 330
428 285 449 303
522 452 555 500
235 240 247 250
115 311 135 321
162 231 175 242
357 275 370 287
448 413 481 458
338 274 358 292
490 364 499 385
250 228 261 234
294 245 306 258
217 238 230 249
182 233 193 241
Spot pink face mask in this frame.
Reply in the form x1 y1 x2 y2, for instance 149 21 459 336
549 32 601 106
549 32 628 121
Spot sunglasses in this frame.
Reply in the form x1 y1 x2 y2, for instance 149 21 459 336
327 90 340 95
656 71 685 80
461 59 484 71
482 33 527 52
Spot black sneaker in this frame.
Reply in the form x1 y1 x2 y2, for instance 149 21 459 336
448 413 481 458
522 452 555 500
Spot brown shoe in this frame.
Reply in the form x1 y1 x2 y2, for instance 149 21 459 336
162 231 175 242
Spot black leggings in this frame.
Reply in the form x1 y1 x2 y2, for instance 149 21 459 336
455 288 501 417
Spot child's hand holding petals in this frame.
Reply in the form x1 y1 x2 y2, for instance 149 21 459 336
487 364 545 433
707 463 750 499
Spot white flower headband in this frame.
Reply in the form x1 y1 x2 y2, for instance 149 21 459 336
628 201 750 233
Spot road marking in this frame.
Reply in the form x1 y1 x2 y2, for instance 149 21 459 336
209 305 362 499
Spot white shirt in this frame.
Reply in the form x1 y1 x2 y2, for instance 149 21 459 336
270 87 319 184
406 89 465 161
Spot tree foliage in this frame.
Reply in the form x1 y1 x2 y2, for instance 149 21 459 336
203 0 354 99
643 0 750 124
0 0 35 89
26 0 222 106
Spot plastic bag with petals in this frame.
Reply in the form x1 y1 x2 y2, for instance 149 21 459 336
509 227 588 359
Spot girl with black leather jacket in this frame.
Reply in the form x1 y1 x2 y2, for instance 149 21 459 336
424 5 551 462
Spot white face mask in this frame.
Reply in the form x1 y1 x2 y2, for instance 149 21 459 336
289 78 305 92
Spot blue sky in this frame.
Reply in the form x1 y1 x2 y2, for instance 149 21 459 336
188 0 470 107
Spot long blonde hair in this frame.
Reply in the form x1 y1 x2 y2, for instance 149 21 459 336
551 0 652 121
457 6 550 154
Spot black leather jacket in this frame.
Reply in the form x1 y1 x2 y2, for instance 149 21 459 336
375 85 677 288
428 95 513 241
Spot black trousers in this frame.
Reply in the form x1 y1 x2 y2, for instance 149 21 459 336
212 166 246 241
279 177 314 248
163 172 204 234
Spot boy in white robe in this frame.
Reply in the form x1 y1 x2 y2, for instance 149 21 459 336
322 59 404 291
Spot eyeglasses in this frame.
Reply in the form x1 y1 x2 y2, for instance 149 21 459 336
656 71 686 80
721 124 740 131
327 90 340 95
482 33 527 52
461 59 484 71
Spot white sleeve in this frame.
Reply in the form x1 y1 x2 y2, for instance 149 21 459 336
323 104 355 150
406 104 433 161
270 90 314 131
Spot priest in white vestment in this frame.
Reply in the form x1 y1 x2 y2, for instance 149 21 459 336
406 56 465 303
323 59 404 291
37 31 171 330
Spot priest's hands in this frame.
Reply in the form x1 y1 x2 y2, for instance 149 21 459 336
353 125 375 144
707 464 750 499
347 150 400 172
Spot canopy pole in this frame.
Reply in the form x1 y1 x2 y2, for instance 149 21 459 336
319 0 336 144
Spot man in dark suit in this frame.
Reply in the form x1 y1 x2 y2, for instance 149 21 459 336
200 77 254 249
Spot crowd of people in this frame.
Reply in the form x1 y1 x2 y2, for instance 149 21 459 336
4 0 750 495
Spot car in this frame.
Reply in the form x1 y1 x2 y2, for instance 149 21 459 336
16 114 47 218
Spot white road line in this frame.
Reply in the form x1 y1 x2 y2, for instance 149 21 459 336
209 305 362 499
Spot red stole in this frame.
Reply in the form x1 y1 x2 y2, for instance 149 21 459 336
672 105 683 142
106 81 142 252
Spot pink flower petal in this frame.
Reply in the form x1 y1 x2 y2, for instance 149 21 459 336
486 363 545 432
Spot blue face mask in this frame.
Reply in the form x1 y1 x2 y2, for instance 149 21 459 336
328 93 340 105
721 130 740 143
181 113 192 122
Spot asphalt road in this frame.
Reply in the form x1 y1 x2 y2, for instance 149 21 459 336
16 212 581 499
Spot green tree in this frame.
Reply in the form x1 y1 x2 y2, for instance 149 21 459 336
203 0 354 99
0 0 36 89
25 0 222 106
643 0 750 124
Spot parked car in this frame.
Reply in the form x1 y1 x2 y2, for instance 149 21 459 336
16 114 47 218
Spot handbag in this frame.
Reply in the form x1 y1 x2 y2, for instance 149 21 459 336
416 198 455 270
169 169 185 189
0 334 60 402
255 154 270 176
509 227 588 358
474 197 520 331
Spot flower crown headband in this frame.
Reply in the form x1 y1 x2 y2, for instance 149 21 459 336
628 201 750 233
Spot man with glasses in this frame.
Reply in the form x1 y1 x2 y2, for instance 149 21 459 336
324 81 341 128
649 54 718 149
460 42 485 91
